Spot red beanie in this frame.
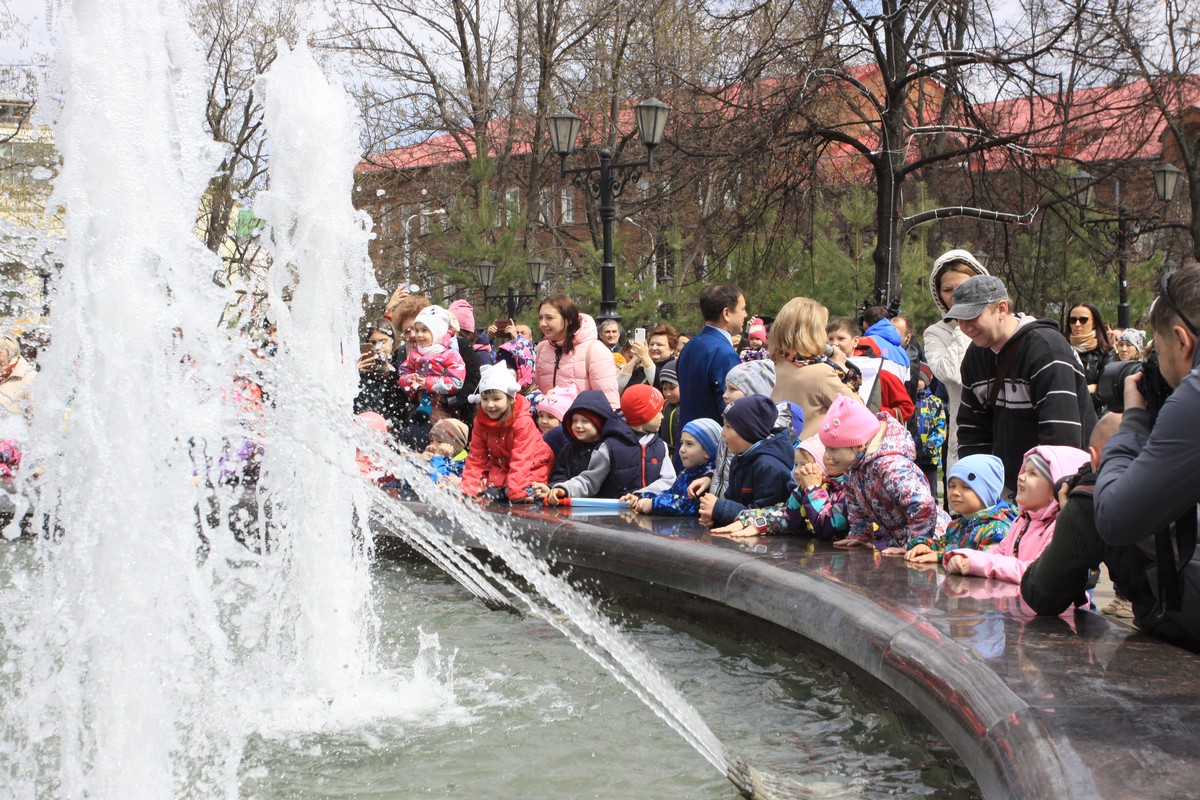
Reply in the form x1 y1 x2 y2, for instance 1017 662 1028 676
620 384 665 427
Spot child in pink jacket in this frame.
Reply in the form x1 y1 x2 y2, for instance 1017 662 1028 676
397 305 467 418
944 445 1089 584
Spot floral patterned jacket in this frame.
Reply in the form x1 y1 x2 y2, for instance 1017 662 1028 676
908 500 1015 555
734 475 848 540
397 345 467 413
842 413 950 549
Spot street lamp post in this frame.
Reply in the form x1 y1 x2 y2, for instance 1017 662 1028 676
1070 163 1184 328
474 257 549 320
547 98 670 323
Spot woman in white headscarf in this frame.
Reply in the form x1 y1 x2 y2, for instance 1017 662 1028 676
924 249 989 468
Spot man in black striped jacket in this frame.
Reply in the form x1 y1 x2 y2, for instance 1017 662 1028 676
945 275 1096 493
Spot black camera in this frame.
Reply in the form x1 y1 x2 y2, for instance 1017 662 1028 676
1096 352 1172 417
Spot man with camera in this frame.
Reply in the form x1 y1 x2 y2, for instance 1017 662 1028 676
1092 263 1200 651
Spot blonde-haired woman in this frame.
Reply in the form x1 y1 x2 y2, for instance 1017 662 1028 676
769 297 856 439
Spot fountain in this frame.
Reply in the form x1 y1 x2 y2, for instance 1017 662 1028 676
0 2 979 799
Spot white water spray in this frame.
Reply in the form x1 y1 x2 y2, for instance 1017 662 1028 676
250 39 379 700
0 7 391 800
0 2 783 798
2 0 243 797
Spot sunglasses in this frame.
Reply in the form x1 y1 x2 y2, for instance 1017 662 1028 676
1157 271 1200 337
1068 316 1091 325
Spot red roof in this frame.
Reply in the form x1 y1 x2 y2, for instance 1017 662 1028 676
357 73 1199 181
973 78 1200 168
356 65 890 174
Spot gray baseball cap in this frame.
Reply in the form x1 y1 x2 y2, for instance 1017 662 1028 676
943 275 1009 322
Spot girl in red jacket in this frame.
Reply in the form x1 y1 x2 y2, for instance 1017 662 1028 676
461 364 553 502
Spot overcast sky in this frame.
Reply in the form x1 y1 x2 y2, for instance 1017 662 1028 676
1 0 58 65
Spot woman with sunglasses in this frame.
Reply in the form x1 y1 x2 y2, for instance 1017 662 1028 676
1064 301 1114 414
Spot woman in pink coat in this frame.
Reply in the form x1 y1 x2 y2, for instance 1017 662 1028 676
534 295 619 410
944 445 1089 585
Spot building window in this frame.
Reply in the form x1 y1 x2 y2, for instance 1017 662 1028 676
539 187 554 226
560 187 575 224
419 202 432 235
504 187 520 225
378 205 391 238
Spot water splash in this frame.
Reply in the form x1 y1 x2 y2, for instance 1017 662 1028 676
250 38 379 702
0 11 399 800
0 3 787 799
2 0 244 796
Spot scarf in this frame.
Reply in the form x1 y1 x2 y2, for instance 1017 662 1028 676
1069 330 1097 353
793 353 861 392
416 343 446 357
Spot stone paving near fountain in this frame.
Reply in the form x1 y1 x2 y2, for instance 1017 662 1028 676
385 501 1200 800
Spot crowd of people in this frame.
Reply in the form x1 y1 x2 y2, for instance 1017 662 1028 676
1 246 1197 653
350 251 1200 653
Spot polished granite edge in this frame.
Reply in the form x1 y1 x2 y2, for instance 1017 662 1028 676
380 501 1198 800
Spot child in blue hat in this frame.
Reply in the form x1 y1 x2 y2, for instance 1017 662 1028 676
905 454 1016 562
626 418 722 516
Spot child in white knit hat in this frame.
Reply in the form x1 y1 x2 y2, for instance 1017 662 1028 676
460 364 553 502
396 305 467 420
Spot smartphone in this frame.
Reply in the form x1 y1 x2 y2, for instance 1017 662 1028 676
634 327 646 342
493 318 514 332
360 342 376 358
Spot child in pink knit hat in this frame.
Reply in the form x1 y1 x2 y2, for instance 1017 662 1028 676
819 394 949 554
739 317 769 362
944 445 1089 584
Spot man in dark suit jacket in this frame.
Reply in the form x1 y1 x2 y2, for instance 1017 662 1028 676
677 284 746 433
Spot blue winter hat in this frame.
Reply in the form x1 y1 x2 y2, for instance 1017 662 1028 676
682 418 722 459
948 454 1005 507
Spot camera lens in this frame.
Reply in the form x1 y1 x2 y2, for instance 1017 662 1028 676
1096 360 1142 413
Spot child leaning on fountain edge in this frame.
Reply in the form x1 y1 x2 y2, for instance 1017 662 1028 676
623 418 722 516
423 418 470 484
533 385 675 503
821 394 950 555
943 445 1089 584
460 364 552 502
711 435 849 540
698 394 796 528
904 454 1015 563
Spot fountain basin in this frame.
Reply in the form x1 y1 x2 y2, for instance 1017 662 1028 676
380 501 1200 800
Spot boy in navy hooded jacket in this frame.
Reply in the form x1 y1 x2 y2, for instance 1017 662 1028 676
533 389 671 501
700 394 796 527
